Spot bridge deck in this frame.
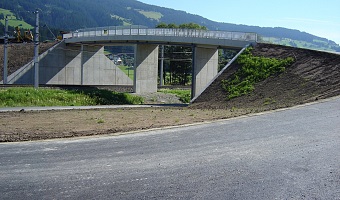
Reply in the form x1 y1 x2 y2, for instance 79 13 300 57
64 26 257 48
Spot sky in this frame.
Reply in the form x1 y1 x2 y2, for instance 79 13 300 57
138 0 340 44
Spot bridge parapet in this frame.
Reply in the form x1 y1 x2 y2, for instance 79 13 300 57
63 26 257 43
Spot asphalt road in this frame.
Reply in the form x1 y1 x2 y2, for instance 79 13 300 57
0 97 339 200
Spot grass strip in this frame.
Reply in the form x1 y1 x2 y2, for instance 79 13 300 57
0 87 144 107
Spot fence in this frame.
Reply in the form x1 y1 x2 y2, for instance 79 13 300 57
63 26 257 42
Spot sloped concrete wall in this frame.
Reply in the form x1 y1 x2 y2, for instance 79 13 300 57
6 42 62 84
192 47 218 97
134 44 159 93
8 41 132 85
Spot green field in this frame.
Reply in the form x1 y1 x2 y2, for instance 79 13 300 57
0 8 33 29
110 14 132 26
118 65 134 80
138 10 163 21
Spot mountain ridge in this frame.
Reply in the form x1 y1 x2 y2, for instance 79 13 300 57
0 0 339 51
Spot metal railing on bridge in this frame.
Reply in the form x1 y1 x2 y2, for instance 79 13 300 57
63 25 257 42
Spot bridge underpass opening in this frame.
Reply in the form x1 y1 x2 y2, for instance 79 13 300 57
157 45 240 98
104 45 135 81
80 43 241 99
105 43 234 97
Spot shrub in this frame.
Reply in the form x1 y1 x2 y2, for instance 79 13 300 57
222 47 294 99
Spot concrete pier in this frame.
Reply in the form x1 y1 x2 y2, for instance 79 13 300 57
134 44 159 93
192 47 219 97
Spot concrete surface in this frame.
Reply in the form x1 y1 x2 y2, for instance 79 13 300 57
7 41 133 86
193 47 218 97
134 44 159 93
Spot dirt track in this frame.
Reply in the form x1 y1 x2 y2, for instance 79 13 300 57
1 43 340 142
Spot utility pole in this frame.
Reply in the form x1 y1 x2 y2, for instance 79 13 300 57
3 15 8 85
34 9 39 89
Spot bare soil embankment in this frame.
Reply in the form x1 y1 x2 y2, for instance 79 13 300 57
0 42 58 81
192 43 340 111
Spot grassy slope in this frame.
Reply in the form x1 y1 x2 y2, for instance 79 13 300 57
118 65 134 80
262 37 337 52
138 10 163 21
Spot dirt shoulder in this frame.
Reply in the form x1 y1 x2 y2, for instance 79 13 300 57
0 106 254 142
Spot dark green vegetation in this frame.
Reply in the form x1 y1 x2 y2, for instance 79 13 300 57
156 22 207 30
159 89 191 103
222 48 295 99
0 0 339 51
0 87 144 107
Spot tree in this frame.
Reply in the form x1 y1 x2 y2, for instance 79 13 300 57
179 23 207 30
218 49 238 71
155 22 168 28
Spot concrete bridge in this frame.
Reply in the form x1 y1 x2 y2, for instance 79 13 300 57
6 26 257 98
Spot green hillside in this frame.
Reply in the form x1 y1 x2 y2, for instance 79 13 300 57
261 37 339 52
0 8 33 29
0 0 339 52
